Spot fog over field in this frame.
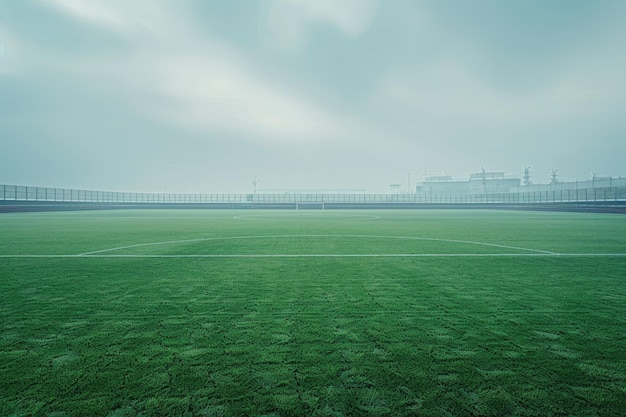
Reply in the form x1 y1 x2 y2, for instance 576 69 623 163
1 0 625 193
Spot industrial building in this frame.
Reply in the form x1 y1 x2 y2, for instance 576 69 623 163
417 172 520 194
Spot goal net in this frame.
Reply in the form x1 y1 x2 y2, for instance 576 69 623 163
295 202 325 210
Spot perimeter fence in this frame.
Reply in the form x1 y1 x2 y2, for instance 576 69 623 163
2 180 626 207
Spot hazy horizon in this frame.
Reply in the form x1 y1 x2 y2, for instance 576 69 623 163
2 1 625 193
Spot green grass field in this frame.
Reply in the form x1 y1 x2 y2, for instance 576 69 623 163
1 209 625 416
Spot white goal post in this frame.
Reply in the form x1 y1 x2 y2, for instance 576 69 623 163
295 202 325 210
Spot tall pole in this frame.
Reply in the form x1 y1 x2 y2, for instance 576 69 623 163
252 176 258 195
591 172 596 189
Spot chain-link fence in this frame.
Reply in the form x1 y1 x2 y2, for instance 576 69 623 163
2 180 626 206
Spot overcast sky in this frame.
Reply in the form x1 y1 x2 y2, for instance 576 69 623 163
1 0 625 193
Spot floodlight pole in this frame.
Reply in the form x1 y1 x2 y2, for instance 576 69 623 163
591 172 596 189
252 176 258 195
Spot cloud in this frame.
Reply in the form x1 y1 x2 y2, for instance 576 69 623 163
44 0 128 31
38 0 390 147
376 45 626 129
144 52 355 143
261 0 378 48
0 26 20 75
42 0 188 38
366 0 626 135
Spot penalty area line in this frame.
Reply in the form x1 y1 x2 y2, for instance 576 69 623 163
1 253 626 258
76 234 557 256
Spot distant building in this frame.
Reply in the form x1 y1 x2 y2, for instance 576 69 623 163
258 188 366 194
418 172 520 194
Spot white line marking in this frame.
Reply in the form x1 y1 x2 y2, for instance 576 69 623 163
76 234 556 256
1 253 625 258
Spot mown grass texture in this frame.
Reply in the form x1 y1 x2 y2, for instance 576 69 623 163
1 209 625 416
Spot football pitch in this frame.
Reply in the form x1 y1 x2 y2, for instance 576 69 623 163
1 209 625 416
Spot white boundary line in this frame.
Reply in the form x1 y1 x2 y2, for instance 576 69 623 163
76 234 556 256
1 253 626 258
